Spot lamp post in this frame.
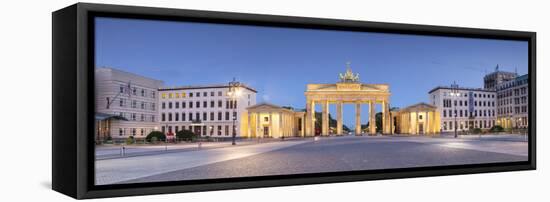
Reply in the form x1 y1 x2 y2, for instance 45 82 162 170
450 81 460 138
227 78 242 145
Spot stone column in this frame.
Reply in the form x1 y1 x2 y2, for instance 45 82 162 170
382 100 390 134
279 112 283 138
269 112 273 138
369 100 376 135
426 111 430 135
336 101 343 135
322 100 329 136
256 112 261 138
355 102 361 135
415 110 419 135
247 112 251 138
305 100 315 136
301 116 305 137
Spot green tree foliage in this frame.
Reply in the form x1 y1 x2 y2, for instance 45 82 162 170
176 129 198 141
146 131 166 143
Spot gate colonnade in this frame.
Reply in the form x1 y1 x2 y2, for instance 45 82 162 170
304 67 391 136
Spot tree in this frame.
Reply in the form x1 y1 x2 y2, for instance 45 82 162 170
490 125 504 133
146 131 166 143
176 129 198 141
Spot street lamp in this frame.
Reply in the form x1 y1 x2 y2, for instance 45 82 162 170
450 81 460 138
227 78 242 145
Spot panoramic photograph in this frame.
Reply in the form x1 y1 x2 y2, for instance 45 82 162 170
93 17 529 185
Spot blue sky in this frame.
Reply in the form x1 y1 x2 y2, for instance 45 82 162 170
95 17 528 127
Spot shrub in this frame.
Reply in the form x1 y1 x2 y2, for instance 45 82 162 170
146 131 166 143
125 136 135 145
176 129 198 141
490 125 504 133
472 128 482 134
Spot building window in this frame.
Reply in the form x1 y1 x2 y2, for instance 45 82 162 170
218 126 222 136
182 113 186 121
210 112 214 121
189 101 193 108
218 112 222 120
203 92 207 97
196 101 200 108
189 113 193 121
264 117 269 122
218 91 222 96
218 100 222 108
189 92 193 97
175 113 179 121
196 113 200 121
168 102 172 109
175 102 179 109
225 112 230 120
162 102 165 109
203 101 207 108
443 110 446 117
197 92 200 97
203 112 207 120
132 128 136 136
119 85 124 93
210 101 215 108
119 128 123 136
162 113 165 121
141 89 145 96
225 125 229 136
168 113 172 121
140 128 144 136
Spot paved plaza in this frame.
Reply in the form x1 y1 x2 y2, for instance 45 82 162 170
95 134 528 185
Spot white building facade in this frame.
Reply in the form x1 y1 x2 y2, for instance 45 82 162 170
496 74 529 129
158 84 257 138
429 86 497 132
95 67 163 140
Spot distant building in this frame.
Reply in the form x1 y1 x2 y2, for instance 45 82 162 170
244 103 305 138
392 103 440 135
158 83 257 138
496 74 529 129
95 67 163 140
429 85 497 132
483 65 518 90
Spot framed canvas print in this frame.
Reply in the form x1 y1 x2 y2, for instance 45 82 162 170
52 3 536 199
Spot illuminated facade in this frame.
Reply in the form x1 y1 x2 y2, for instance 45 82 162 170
429 86 497 132
158 84 257 138
244 103 305 138
392 103 440 135
95 67 163 140
496 74 529 129
304 64 392 136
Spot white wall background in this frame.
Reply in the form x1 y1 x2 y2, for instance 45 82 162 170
0 0 547 201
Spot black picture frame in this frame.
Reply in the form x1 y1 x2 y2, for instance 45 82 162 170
52 3 536 199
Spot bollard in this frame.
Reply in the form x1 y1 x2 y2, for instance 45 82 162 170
120 146 125 157
198 142 202 150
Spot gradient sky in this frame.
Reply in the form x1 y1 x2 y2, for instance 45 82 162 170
95 17 528 128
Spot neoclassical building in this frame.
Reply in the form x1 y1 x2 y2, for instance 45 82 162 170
304 65 392 136
244 103 305 138
392 103 441 135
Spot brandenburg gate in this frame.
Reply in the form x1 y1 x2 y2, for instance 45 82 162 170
304 64 391 136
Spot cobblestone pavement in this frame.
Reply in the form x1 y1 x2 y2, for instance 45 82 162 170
96 135 528 185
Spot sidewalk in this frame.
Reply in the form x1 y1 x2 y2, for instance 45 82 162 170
95 139 310 185
96 138 305 160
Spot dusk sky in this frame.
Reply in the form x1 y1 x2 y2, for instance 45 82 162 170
95 17 528 127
